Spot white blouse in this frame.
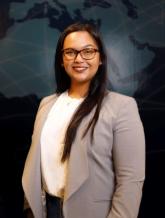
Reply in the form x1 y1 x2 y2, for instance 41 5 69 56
40 91 84 198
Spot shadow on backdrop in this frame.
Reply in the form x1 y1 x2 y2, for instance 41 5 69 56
0 93 40 218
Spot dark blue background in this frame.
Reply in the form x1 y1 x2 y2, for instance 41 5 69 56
0 1 165 217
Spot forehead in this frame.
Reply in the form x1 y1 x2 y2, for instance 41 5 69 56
63 31 98 49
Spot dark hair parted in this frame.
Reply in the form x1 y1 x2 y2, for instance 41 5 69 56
54 23 108 162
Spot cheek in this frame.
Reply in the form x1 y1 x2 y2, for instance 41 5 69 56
63 62 72 75
62 60 68 69
93 59 101 71
62 57 69 69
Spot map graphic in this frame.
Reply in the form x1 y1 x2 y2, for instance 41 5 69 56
1 0 164 97
0 1 165 217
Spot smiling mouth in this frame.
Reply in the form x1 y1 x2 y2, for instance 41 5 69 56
73 66 88 72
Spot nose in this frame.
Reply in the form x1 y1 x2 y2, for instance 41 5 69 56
74 52 84 62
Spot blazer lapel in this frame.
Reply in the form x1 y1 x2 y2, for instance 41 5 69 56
32 95 58 145
64 119 91 202
22 95 58 218
24 94 90 209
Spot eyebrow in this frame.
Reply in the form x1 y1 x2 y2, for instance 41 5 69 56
63 44 97 50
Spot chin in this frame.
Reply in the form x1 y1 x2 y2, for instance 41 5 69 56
72 77 88 83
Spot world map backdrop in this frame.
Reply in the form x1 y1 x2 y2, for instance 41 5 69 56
0 0 164 97
0 0 165 218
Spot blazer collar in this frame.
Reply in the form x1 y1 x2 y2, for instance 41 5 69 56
32 94 58 145
64 133 89 202
63 113 95 202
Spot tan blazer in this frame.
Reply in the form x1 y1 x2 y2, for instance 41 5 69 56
22 91 145 218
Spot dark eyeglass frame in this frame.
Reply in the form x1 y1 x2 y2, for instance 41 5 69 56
62 48 99 60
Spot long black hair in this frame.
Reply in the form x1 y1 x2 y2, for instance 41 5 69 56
54 23 108 162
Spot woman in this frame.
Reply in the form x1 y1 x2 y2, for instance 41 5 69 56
22 23 145 218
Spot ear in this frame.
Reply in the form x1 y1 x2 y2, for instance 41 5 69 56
99 56 102 65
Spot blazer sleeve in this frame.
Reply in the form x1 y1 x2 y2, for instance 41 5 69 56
108 97 145 218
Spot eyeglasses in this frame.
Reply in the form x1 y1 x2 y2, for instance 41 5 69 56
62 48 99 60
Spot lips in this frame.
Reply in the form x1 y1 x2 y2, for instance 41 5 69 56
72 66 88 72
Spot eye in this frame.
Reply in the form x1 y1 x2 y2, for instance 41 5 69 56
64 49 75 57
83 48 95 55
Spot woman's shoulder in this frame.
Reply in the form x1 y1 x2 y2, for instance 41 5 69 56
105 90 135 104
41 93 57 102
39 93 58 109
103 90 137 115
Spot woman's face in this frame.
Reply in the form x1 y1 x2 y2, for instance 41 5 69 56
62 31 101 88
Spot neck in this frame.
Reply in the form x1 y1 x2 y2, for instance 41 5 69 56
68 82 89 99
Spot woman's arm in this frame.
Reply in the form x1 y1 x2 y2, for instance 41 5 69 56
108 98 145 218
